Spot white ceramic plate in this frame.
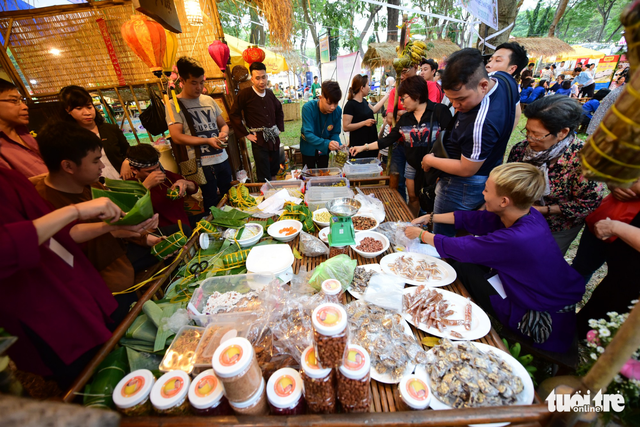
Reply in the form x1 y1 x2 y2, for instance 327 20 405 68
312 208 331 228
318 226 330 243
245 244 294 275
370 319 417 384
267 220 302 242
348 264 382 300
418 342 535 427
350 231 390 259
402 287 491 341
351 213 379 232
380 252 457 287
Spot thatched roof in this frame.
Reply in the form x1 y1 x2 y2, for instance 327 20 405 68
511 37 574 59
362 39 461 69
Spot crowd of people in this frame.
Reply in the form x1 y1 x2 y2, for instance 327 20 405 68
0 42 637 389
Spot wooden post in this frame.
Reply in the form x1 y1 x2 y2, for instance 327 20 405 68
3 19 14 49
96 89 116 124
0 44 31 101
385 14 408 175
114 86 140 144
129 84 154 142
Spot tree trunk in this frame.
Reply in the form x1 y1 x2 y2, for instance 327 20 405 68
301 0 321 72
387 0 400 41
596 3 616 42
358 5 382 58
548 0 570 37
476 0 520 54
249 8 265 45
300 28 307 57
606 23 623 42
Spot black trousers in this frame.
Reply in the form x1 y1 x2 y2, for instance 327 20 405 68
302 152 329 169
580 83 595 98
252 142 280 182
449 261 499 319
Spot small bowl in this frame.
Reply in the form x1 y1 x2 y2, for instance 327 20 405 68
326 198 361 217
350 231 390 258
236 223 264 248
267 220 303 242
318 226 330 243
352 213 379 231
313 208 332 228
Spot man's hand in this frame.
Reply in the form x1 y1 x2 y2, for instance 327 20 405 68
246 133 258 143
76 198 125 222
421 153 434 172
209 137 223 150
329 141 340 151
411 215 430 225
364 118 376 127
171 180 190 197
120 160 134 180
142 170 166 189
112 214 160 238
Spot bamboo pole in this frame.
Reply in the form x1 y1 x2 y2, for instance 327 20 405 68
96 89 116 124
385 14 408 175
114 86 140 144
3 19 13 49
0 44 30 101
129 84 154 142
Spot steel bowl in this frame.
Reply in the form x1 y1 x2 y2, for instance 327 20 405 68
326 198 361 217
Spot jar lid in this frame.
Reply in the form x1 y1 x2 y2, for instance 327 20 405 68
150 370 191 411
229 378 265 409
300 346 332 379
188 369 224 409
113 369 155 409
266 367 303 409
321 279 342 296
339 344 371 380
211 337 254 378
312 303 347 336
399 375 431 409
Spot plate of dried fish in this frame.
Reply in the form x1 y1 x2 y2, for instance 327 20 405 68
380 252 456 286
348 264 382 300
420 339 534 423
402 286 491 341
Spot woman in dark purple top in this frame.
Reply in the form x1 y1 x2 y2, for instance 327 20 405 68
405 163 584 353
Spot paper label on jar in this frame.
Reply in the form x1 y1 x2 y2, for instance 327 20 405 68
322 279 341 292
406 378 429 401
304 348 321 370
274 374 296 397
121 376 145 398
315 305 342 327
219 344 243 367
344 348 365 371
195 375 218 398
161 377 184 398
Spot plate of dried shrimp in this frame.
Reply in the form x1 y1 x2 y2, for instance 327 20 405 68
347 264 382 300
380 252 456 286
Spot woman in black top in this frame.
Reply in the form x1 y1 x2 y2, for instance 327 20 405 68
342 74 389 159
350 76 452 215
59 86 132 179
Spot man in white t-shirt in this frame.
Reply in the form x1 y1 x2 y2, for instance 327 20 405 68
166 57 232 209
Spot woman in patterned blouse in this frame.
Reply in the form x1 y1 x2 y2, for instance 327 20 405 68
508 95 605 254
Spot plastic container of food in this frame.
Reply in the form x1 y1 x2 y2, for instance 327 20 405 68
193 313 256 369
306 176 350 189
312 303 348 369
304 167 342 178
150 370 192 415
229 378 269 416
346 157 382 167
396 374 431 411
212 337 263 403
300 346 336 414
305 186 354 212
113 369 156 416
260 179 304 198
159 326 204 374
342 163 383 180
321 279 342 304
266 367 305 415
337 344 371 413
188 369 232 416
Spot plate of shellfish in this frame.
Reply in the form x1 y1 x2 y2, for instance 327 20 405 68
380 252 456 286
415 339 534 427
402 286 491 341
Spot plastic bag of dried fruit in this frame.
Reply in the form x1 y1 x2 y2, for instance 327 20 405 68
299 231 330 258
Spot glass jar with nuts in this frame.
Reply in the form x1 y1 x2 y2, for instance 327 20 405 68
337 344 371 413
300 346 336 414
312 303 348 369
395 374 431 411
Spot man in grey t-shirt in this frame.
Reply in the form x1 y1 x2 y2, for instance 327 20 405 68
166 57 232 209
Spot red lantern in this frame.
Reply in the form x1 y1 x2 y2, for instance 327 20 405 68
208 40 230 72
121 15 166 78
242 45 266 65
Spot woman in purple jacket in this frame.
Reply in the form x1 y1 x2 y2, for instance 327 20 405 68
405 163 584 353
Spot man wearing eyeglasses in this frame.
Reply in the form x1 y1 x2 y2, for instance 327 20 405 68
0 79 47 178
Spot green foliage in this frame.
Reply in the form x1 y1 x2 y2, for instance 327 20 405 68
502 338 538 385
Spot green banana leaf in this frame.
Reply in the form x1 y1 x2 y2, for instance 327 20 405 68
83 347 128 410
142 300 164 328
125 314 158 343
209 206 252 228
119 338 168 354
126 347 163 372
154 304 180 352
281 203 314 232
150 232 187 261
92 179 154 226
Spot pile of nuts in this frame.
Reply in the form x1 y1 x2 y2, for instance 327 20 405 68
337 371 371 413
300 370 336 413
352 216 377 231
355 237 383 253
313 330 348 368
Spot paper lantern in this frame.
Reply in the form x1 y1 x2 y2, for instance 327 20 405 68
242 45 265 65
162 30 178 77
208 40 230 72
121 15 166 78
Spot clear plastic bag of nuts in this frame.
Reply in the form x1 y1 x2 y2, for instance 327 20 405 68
337 344 371 413
312 303 349 369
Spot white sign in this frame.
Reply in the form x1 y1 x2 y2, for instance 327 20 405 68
545 390 625 413
458 0 499 30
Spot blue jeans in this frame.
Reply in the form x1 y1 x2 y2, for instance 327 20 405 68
434 174 488 236
201 160 233 210
390 143 407 202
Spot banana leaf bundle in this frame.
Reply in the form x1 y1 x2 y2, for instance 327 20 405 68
229 184 257 208
126 347 163 372
580 2 640 186
195 218 216 234
166 187 181 200
279 202 314 232
83 347 128 409
209 206 252 228
120 301 183 353
150 231 187 261
91 178 154 225
223 249 250 268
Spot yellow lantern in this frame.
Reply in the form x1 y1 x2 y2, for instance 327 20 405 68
162 30 178 77
121 15 166 77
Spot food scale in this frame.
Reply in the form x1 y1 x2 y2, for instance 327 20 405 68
325 198 361 247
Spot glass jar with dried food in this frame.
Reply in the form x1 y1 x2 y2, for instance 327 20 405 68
312 303 348 369
395 374 431 411
337 344 371 413
229 378 269 416
212 337 262 403
150 370 192 415
321 279 342 304
188 369 232 416
266 367 305 415
300 345 336 414
113 369 156 416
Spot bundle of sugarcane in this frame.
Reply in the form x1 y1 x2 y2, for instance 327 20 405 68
580 1 640 186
